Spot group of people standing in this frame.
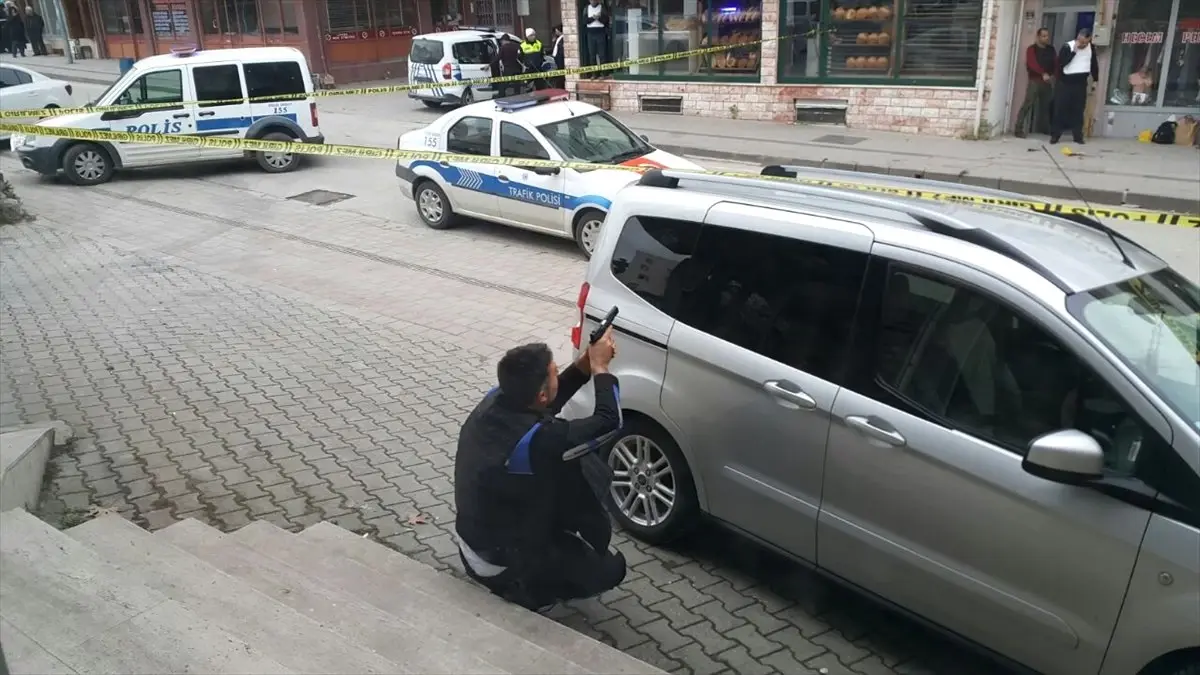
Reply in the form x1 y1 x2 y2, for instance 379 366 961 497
1015 27 1100 144
1 3 48 57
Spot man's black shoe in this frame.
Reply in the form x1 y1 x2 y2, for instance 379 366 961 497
1049 136 1060 144
1014 130 1027 138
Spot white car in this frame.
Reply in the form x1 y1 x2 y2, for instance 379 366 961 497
10 46 323 186
0 62 74 142
407 28 514 108
395 90 703 256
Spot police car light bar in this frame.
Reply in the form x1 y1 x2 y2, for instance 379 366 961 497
171 46 200 56
494 89 571 112
457 25 498 32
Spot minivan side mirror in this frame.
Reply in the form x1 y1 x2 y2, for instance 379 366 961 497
1022 429 1105 485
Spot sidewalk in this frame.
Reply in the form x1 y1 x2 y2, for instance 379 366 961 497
8 53 1200 214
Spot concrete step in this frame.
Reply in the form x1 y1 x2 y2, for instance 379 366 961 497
231 521 594 675
0 422 70 513
67 514 400 675
301 521 665 675
0 509 293 675
1 618 77 674
156 518 504 675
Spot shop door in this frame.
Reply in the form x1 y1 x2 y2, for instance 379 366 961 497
1041 7 1095 45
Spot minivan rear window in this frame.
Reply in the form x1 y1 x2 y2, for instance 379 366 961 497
244 61 306 102
410 39 445 64
452 40 492 64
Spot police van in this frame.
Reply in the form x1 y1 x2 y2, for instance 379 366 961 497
11 46 324 186
407 27 530 108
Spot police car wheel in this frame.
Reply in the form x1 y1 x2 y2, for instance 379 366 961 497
603 418 698 545
414 180 456 230
61 143 114 186
573 209 606 259
255 132 301 173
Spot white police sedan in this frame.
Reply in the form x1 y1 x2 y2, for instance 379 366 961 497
395 89 703 256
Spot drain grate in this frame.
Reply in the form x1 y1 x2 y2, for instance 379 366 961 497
811 134 866 146
286 189 356 206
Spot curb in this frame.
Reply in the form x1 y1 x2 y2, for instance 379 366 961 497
656 143 1199 216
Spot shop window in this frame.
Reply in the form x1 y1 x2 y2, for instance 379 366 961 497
261 0 301 34
98 0 144 34
1107 0 1174 106
370 0 419 31
1164 12 1200 108
430 0 462 31
152 1 192 38
779 0 982 84
226 0 260 33
327 0 371 31
614 0 763 79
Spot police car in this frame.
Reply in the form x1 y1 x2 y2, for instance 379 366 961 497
395 90 703 256
408 28 514 108
10 46 323 186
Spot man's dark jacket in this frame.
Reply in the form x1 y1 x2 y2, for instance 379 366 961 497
455 365 620 578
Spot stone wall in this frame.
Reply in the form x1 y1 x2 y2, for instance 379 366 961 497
567 0 1005 137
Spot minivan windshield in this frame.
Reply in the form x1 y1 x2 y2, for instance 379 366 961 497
1068 268 1200 430
536 111 652 165
410 39 445 64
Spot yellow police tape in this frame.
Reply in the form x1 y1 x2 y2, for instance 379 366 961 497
2 121 1196 227
0 28 828 120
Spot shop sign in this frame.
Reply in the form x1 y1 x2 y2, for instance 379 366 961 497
377 27 418 37
1182 30 1200 45
326 31 367 42
1120 31 1163 44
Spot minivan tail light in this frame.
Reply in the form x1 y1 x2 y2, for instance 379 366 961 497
442 63 453 80
570 282 590 350
309 102 319 127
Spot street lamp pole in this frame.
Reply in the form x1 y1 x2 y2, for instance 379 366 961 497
52 0 74 63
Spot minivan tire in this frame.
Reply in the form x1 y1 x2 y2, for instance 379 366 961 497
602 417 699 545
413 180 457 230
61 143 114 186
254 132 301 173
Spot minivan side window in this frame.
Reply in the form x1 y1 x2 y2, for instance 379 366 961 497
453 41 492 64
243 61 305 102
446 117 493 155
499 122 550 160
609 216 702 313
868 264 1167 477
117 69 184 106
673 225 867 382
192 64 243 107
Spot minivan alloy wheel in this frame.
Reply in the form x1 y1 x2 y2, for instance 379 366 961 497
609 434 675 527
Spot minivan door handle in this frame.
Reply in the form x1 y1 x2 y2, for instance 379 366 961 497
172 113 190 119
762 380 817 410
845 415 907 447
198 111 216 117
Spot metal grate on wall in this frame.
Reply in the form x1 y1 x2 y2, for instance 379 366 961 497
639 96 683 114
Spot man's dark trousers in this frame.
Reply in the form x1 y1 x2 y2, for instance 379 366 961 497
1051 79 1087 143
1016 78 1053 136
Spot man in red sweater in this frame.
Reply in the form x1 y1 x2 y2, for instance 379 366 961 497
1015 28 1057 137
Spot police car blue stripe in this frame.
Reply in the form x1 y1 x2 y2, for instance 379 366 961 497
411 160 613 212
195 113 299 132
507 422 542 475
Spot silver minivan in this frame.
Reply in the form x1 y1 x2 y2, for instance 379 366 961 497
563 167 1200 675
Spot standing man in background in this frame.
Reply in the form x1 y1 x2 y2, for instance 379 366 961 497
491 33 523 97
1051 27 1099 145
1015 28 1056 138
550 25 566 88
583 0 610 78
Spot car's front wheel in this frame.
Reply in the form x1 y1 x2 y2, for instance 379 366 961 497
573 209 606 258
603 417 699 544
413 180 457 230
61 143 114 186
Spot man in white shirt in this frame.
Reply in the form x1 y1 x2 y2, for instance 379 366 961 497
1051 27 1100 145
583 0 610 78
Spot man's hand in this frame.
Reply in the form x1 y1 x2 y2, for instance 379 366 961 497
574 350 592 375
588 328 616 374
1042 73 1051 82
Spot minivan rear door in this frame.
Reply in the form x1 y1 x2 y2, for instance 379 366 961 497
409 38 448 100
659 203 873 563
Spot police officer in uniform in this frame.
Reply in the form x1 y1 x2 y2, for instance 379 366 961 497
520 28 547 90
454 333 626 611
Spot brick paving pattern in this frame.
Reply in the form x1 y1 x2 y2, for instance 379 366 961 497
0 163 1009 675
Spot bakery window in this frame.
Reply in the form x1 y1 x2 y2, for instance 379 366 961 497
779 0 983 85
614 0 762 80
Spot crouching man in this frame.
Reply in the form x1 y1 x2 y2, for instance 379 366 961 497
454 332 626 610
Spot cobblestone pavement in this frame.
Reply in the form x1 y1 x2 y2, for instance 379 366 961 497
0 154 1013 675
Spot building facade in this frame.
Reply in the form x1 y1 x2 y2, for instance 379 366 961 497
563 0 1019 137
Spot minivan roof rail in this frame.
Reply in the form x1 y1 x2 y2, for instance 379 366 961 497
636 169 1072 291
